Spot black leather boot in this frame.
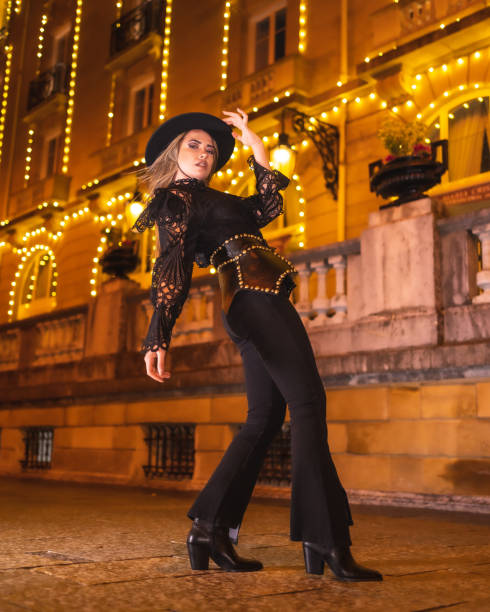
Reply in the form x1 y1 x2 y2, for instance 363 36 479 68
187 518 263 572
303 542 382 581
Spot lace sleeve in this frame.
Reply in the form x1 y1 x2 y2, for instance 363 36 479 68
134 189 195 354
241 155 290 228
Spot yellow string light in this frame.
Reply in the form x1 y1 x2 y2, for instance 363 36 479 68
159 0 173 121
23 128 34 184
0 44 13 165
3 1 13 30
35 12 49 73
106 2 122 146
220 1 231 90
61 0 83 174
8 245 57 320
14 0 22 14
298 2 307 53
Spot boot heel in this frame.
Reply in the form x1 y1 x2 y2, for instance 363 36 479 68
303 543 325 575
187 542 210 570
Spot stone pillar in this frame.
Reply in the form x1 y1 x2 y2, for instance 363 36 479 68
310 259 330 326
85 277 141 356
360 198 442 316
295 262 312 323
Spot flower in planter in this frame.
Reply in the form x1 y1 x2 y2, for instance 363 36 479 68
377 116 429 162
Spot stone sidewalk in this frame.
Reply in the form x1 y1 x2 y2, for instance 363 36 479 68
0 478 489 612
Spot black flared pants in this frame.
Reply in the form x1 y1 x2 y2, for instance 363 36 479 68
187 288 353 548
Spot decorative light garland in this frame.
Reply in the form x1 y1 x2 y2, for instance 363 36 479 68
220 1 231 91
0 44 13 165
3 1 14 33
106 1 123 146
159 0 173 121
14 0 22 14
23 127 34 184
61 0 83 174
35 11 49 73
8 245 57 320
298 2 307 53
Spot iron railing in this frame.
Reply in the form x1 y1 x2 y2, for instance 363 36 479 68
110 0 164 57
20 427 54 470
143 423 195 479
27 63 69 111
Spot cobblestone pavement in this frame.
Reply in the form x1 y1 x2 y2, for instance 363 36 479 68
1 478 489 612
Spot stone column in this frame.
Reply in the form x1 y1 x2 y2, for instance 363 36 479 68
328 254 347 322
310 259 330 327
294 262 312 323
85 277 141 356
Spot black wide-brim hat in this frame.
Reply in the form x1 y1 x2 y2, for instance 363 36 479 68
145 112 235 170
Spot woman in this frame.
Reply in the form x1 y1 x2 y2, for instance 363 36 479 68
132 109 382 582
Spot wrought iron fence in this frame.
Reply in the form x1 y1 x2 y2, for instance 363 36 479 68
19 427 54 470
238 422 292 486
143 423 195 479
27 63 69 111
110 0 164 56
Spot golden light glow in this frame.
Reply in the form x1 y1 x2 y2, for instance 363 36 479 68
8 245 57 320
220 1 231 90
0 45 13 165
36 13 48 70
298 2 307 53
61 0 83 174
23 128 34 184
159 0 173 120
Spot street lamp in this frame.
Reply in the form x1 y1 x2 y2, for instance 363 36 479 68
271 111 297 177
272 108 339 200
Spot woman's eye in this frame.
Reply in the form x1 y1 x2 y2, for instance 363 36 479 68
188 143 198 149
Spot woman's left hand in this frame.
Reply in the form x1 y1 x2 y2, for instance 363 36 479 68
222 108 261 148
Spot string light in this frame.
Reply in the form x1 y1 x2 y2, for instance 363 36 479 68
23 128 34 184
3 1 14 31
61 0 83 174
0 45 13 165
36 12 49 72
220 1 231 90
8 245 57 320
298 2 307 53
14 0 22 14
106 2 122 146
159 0 173 120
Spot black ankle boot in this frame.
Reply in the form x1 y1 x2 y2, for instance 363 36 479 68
187 518 263 572
303 542 382 581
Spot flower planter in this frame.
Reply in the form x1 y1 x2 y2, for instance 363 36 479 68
369 139 448 209
99 241 139 279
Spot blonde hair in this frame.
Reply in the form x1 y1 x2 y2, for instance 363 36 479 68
134 131 218 256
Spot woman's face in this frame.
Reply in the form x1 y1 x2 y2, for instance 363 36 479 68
174 129 217 181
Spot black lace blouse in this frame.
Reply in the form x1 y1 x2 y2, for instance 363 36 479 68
132 156 290 354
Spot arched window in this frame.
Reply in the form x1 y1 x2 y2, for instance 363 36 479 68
17 251 57 319
428 94 490 182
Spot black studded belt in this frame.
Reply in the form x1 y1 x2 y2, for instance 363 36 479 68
209 233 298 314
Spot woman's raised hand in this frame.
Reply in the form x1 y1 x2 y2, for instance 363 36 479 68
222 108 271 169
222 108 261 148
144 347 171 383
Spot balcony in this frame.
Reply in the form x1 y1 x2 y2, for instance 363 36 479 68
25 63 69 122
361 0 489 75
106 0 164 72
205 54 313 113
90 124 154 177
11 173 71 215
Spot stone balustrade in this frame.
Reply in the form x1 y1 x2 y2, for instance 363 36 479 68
0 329 20 372
33 313 86 366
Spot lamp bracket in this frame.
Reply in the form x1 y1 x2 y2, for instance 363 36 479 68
286 108 339 200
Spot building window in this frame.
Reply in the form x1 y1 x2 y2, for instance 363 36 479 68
17 252 56 320
237 422 291 486
20 427 54 470
131 81 154 134
253 6 287 73
428 95 490 183
43 133 62 177
448 97 490 181
143 423 195 479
